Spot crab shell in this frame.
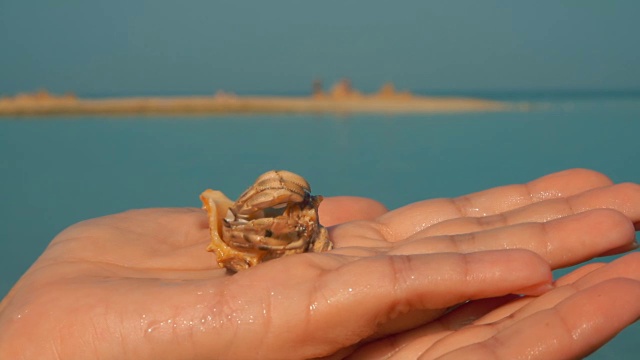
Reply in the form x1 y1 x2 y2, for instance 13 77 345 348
200 170 332 272
231 169 311 219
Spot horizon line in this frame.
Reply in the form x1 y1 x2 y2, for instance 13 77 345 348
3 87 640 100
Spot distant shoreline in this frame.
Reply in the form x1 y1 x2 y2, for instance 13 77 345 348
0 84 508 117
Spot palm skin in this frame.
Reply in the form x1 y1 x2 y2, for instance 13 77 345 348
0 169 638 360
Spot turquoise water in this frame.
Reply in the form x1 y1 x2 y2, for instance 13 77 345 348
1 97 639 358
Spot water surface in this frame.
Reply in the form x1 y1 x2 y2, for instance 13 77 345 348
1 96 639 358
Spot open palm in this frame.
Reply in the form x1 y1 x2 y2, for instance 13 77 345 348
1 169 638 359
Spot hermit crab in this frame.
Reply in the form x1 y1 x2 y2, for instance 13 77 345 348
200 170 332 272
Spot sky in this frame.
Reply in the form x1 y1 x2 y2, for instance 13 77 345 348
1 0 639 96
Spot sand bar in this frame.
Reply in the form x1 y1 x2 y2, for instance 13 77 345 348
0 84 508 117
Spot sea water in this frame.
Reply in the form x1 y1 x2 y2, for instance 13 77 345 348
1 95 639 358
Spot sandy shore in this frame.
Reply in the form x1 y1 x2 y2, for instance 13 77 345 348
0 93 508 117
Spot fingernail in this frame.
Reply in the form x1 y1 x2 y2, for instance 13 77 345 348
516 282 554 296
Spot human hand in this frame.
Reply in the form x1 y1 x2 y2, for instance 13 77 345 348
1 169 637 359
347 252 640 359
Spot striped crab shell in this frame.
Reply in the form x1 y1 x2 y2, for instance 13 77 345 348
200 170 332 272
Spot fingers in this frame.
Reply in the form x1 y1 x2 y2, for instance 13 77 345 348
465 253 640 328
556 251 640 287
343 296 524 360
433 278 640 360
377 168 613 241
420 182 640 237
347 253 640 359
390 209 637 268
319 196 388 227
433 253 640 359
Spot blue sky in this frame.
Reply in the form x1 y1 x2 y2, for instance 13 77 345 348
1 1 639 96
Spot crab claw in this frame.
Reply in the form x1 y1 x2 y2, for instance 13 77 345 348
200 189 262 270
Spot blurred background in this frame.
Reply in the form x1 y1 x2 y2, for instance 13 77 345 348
2 1 639 96
1 1 639 358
